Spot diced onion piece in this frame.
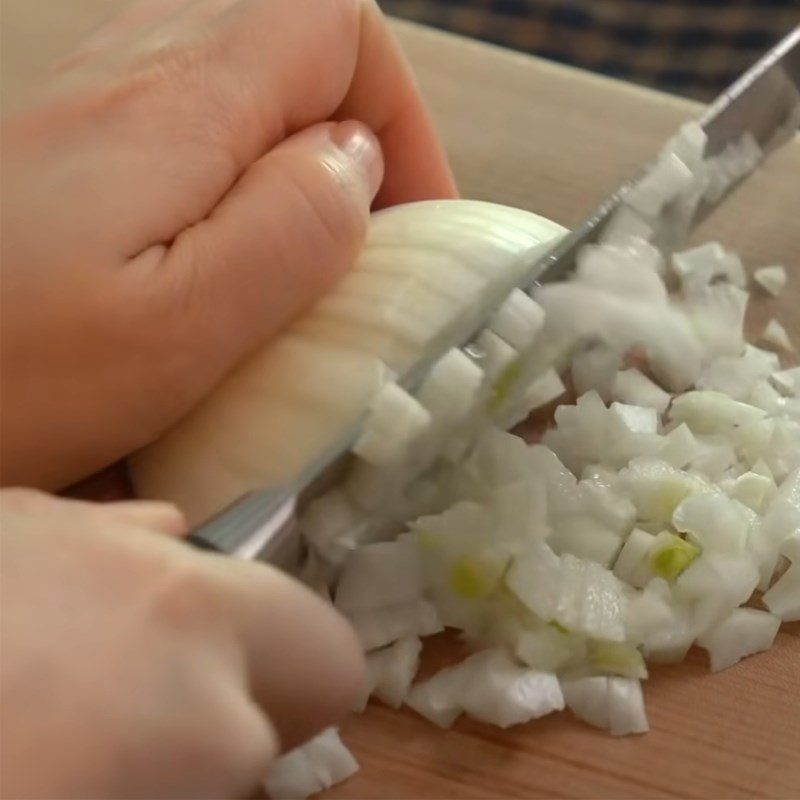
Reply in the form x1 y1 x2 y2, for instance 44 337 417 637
264 728 358 800
625 152 693 218
335 539 422 611
506 545 628 641
347 600 443 651
726 471 776 513
588 640 648 679
762 566 800 621
300 490 366 565
578 478 637 534
408 650 564 729
648 530 700 580
610 402 659 434
516 627 588 672
562 676 648 736
513 368 567 415
672 492 749 553
537 282 703 391
354 383 431 467
612 368 670 413
599 207 655 245
550 515 623 568
681 284 748 359
674 554 760 634
459 649 564 728
488 288 545 350
753 264 787 297
672 242 746 293
696 608 781 672
762 533 800 621
571 342 621 399
416 348 484 424
669 390 766 434
619 457 710 526
613 528 657 588
361 636 422 709
659 423 704 469
761 318 795 352
473 329 518 387
575 241 667 301
770 366 800 397
696 345 780 401
405 665 465 728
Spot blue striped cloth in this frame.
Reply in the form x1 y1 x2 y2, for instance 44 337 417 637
382 0 800 99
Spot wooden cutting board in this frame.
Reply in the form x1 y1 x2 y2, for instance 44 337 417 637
322 21 800 800
2 7 798 798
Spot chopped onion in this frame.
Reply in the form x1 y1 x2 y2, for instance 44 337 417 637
612 368 670 413
489 288 546 351
753 265 787 297
264 728 358 800
761 318 795 352
354 383 431 467
696 608 781 672
561 676 648 736
358 636 423 710
407 649 563 729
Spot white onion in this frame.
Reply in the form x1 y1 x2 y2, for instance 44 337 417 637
562 676 648 736
128 168 796 775
407 649 563 729
761 318 795 352
264 728 358 800
753 264 788 297
353 383 431 467
696 608 781 672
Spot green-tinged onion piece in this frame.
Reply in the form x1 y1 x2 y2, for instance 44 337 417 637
649 533 700 580
588 640 648 679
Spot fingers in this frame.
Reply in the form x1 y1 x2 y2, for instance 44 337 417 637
58 0 454 257
200 555 365 751
134 120 383 392
104 500 188 536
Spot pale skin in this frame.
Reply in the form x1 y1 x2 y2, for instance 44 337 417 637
0 1 457 797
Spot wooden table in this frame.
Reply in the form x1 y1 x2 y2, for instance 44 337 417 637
3 7 799 798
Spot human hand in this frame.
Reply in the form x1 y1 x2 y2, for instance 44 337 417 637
0 488 364 799
0 0 457 489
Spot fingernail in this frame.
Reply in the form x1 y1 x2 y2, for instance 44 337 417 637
331 121 384 202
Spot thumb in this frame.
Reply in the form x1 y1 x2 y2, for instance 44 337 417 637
145 120 383 402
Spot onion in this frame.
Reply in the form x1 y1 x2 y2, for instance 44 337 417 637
130 201 566 524
264 728 358 800
761 318 795 352
130 139 796 784
753 265 788 297
561 676 648 736
697 608 781 671
407 649 564 729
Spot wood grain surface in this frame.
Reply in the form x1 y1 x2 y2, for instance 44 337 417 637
2 7 799 798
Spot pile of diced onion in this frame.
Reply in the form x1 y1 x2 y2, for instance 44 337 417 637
264 123 799 800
